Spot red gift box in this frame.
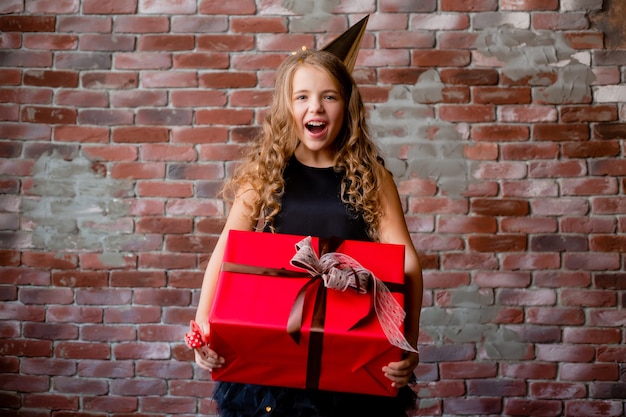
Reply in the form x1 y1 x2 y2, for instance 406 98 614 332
207 230 408 397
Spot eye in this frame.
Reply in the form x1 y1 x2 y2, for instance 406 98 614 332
324 95 338 101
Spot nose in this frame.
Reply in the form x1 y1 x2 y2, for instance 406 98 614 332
309 97 324 113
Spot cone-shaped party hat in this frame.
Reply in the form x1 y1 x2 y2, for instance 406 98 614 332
321 15 369 73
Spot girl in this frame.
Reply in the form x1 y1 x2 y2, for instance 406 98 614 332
192 49 423 417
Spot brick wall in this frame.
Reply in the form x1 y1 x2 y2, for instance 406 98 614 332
1 0 625 416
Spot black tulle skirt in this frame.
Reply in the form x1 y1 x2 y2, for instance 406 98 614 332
213 381 417 417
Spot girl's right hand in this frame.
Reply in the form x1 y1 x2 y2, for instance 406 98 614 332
194 345 225 371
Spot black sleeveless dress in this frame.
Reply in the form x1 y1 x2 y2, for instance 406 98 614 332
213 156 417 417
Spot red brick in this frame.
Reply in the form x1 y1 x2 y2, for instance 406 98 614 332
565 400 624 417
474 271 530 288
0 69 21 86
533 123 589 141
441 0 497 11
562 177 618 196
232 53 288 71
136 109 192 126
536 344 595 363
379 0 436 11
0 15 56 32
21 106 77 125
110 162 165 180
55 341 110 361
440 68 499 85
232 89 275 108
22 252 77 270
440 104 495 122
530 235 588 252
139 0 196 14
138 253 196 270
530 381 586 399
79 34 135 52
76 254 136 271
24 393 79 410
442 253 498 270
564 327 622 344
139 35 194 51
54 126 109 143
81 324 137 342
499 105 557 122
140 144 196 162
564 252 621 271
561 363 618 381
561 141 621 158
198 0 255 14
168 270 204 289
81 145 137 162
114 52 172 70
501 180 559 198
23 70 79 88
83 0 137 14
590 159 626 176
196 109 254 126
0 374 50 393
48 306 102 323
141 71 198 88
470 198 529 216
471 125 529 142
561 217 616 234
165 235 218 253
439 362 497 380
597 346 626 362
82 72 138 89
593 123 626 140
527 307 585 325
563 31 604 50
503 398 562 417
112 127 168 144
444 397 501 415
590 235 626 253
533 12 589 30
24 322 78 340
110 90 167 108
23 33 78 50
113 16 169 33
19 287 73 305
473 86 531 105
171 126 228 144
173 52 229 69
199 72 257 89
197 34 255 52
0 50 52 67
502 362 558 380
561 105 617 123
501 0 558 9
0 0 23 13
529 160 587 178
111 378 166 396
412 50 471 67
51 271 108 288
501 143 559 160
78 109 133 126
109 271 165 288
135 217 193 234
83 396 138 413
468 235 527 252
170 90 226 108
534 271 590 288
379 31 434 49
55 52 112 70
592 197 626 214
595 273 626 290
57 15 112 33
56 90 109 108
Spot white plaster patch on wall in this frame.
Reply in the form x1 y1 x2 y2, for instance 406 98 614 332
476 25 596 103
594 85 626 102
21 151 137 265
370 73 472 198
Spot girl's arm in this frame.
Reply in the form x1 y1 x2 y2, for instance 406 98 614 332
193 188 258 370
376 169 423 387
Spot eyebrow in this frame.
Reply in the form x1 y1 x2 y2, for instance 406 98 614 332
292 89 340 95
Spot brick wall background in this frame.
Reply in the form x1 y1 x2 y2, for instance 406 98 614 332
1 0 625 416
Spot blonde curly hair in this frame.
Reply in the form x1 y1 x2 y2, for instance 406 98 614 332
222 50 387 240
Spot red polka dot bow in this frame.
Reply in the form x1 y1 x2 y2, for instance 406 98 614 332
185 320 208 349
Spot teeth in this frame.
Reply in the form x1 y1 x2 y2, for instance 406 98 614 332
307 121 325 126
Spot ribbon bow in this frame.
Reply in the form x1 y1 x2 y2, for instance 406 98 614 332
288 236 417 353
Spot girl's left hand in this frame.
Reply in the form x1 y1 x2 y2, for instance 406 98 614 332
382 351 419 388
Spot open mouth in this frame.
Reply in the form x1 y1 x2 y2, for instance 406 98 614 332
306 121 327 134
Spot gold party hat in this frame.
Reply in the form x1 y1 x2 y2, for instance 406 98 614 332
321 15 369 73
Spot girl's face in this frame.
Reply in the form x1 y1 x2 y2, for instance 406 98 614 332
291 64 345 167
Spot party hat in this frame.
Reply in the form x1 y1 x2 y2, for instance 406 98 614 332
321 15 369 73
